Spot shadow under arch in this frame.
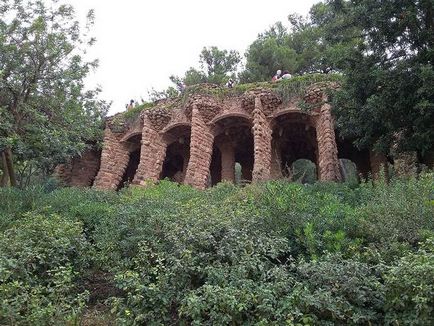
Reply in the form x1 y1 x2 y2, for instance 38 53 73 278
209 114 254 186
335 135 371 180
160 123 191 183
118 134 142 190
270 111 318 179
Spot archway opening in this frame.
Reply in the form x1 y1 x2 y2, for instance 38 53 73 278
336 135 370 179
160 125 191 183
291 159 317 184
209 146 222 186
272 113 318 179
118 134 141 189
210 116 254 186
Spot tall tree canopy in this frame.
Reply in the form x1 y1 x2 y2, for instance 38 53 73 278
0 0 108 187
149 46 241 101
324 0 434 156
241 0 434 157
172 46 241 87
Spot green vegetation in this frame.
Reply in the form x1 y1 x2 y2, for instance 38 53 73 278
0 0 108 188
241 0 433 158
1 175 433 324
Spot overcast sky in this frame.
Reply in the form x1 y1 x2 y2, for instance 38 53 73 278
66 0 321 114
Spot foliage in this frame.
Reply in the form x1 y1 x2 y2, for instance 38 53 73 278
0 213 89 325
384 238 434 325
0 0 108 186
154 46 241 99
1 174 433 324
240 0 434 157
328 0 434 156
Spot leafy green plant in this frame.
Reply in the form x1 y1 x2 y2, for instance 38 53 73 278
0 213 90 325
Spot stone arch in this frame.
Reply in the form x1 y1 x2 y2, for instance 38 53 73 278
120 130 142 143
209 115 254 186
160 124 191 183
270 111 318 179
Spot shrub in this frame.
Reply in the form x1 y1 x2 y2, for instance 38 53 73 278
384 238 434 325
0 213 90 325
355 174 434 246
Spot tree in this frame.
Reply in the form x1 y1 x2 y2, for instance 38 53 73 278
325 0 434 156
171 46 241 87
239 22 297 83
241 0 433 158
198 46 241 84
0 0 108 187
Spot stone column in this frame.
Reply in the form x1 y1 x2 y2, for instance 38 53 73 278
219 142 235 182
316 102 341 181
252 97 272 181
184 105 214 189
93 127 130 190
133 116 167 184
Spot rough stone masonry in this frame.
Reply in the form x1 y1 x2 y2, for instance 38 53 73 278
56 82 386 189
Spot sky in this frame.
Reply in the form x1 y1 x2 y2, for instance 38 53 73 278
66 0 321 114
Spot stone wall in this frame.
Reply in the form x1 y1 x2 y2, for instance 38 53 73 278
54 149 100 187
58 82 370 190
70 149 101 187
93 127 130 189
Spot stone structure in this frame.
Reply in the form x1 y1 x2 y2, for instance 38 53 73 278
55 149 101 187
61 82 387 189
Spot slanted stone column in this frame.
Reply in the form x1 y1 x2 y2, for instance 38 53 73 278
220 142 235 182
252 97 272 181
94 128 130 189
316 102 341 181
133 116 167 184
184 105 214 189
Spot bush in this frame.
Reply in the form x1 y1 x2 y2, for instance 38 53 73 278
0 213 90 325
0 173 433 323
384 238 434 325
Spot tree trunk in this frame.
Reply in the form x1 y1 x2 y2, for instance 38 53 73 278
4 148 17 187
0 151 9 187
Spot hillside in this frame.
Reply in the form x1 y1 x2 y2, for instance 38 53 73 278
1 175 433 324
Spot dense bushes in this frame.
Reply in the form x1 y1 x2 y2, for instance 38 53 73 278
0 174 433 324
0 214 89 325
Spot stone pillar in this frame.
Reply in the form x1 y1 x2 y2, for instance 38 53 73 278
316 102 341 181
252 97 272 181
133 116 167 184
93 127 130 190
220 142 235 182
184 105 214 189
370 150 389 179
